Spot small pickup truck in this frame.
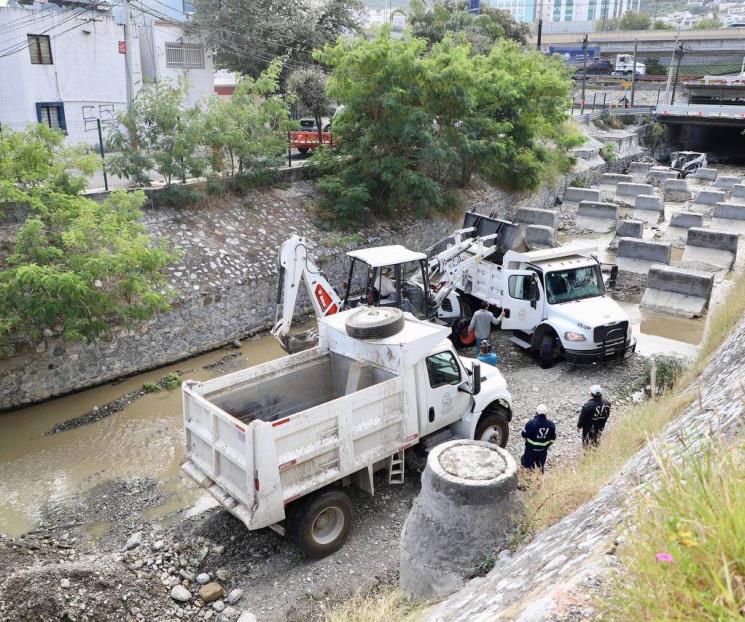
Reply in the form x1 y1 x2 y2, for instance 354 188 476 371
182 307 512 557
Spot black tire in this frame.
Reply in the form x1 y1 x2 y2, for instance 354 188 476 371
286 489 353 558
474 413 509 448
297 147 310 154
539 332 557 369
449 298 474 349
345 307 404 339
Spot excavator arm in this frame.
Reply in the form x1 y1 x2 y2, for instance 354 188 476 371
271 235 343 353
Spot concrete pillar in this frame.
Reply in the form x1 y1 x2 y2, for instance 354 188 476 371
399 441 517 600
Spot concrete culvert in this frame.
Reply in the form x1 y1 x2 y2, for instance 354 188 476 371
399 440 518 600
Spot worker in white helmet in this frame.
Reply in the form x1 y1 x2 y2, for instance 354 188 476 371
578 384 612 447
520 404 556 472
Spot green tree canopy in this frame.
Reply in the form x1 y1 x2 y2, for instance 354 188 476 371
693 17 722 28
192 0 363 79
652 19 674 29
286 67 332 143
313 29 580 227
619 11 652 30
0 126 176 346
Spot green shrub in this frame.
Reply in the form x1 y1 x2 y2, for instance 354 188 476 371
161 372 183 390
600 143 618 162
142 381 161 393
152 184 206 208
645 355 688 395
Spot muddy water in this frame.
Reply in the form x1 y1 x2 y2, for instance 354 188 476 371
0 334 288 537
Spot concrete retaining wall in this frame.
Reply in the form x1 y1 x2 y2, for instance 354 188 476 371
616 182 654 198
695 189 727 205
691 167 718 182
713 175 741 191
515 207 559 230
713 203 745 220
617 238 671 264
577 201 619 220
616 220 643 238
564 187 601 203
670 212 704 229
634 194 663 212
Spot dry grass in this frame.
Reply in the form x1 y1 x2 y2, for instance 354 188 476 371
322 589 428 622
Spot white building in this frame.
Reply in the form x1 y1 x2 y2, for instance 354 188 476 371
488 0 641 30
0 2 140 135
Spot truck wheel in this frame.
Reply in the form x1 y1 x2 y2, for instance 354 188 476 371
475 414 509 448
451 319 475 349
539 333 557 369
286 489 353 558
297 147 310 154
345 307 404 339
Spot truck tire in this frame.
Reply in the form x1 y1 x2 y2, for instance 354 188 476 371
345 307 404 340
297 147 310 154
539 332 557 369
286 489 353 558
475 413 509 448
450 299 474 349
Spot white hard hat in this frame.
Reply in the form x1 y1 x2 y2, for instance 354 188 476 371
535 404 548 415
590 384 603 396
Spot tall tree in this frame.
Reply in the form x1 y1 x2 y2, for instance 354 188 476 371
192 0 363 78
286 68 332 144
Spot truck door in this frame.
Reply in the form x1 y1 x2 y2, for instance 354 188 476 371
501 270 544 331
423 350 472 435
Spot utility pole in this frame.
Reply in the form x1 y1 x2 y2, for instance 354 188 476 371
536 0 543 49
537 19 543 50
123 0 134 111
581 34 588 113
664 25 681 100
670 42 684 105
630 39 638 107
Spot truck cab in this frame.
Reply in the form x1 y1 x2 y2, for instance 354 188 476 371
613 54 646 77
500 248 635 367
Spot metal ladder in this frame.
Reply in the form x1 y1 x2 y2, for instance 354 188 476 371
388 449 405 485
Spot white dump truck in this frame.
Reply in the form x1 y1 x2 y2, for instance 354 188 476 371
613 53 645 77
182 307 512 557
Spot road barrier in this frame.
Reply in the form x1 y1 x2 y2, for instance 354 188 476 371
634 194 664 212
617 182 654 199
641 265 714 317
670 212 704 229
618 238 672 264
648 168 679 183
628 162 651 176
687 227 739 254
616 219 644 238
713 176 742 191
733 184 745 199
577 201 619 220
694 189 727 205
515 207 559 230
525 225 556 249
691 168 719 182
713 203 745 220
599 173 633 186
564 187 601 203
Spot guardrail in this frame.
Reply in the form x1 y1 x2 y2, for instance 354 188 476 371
571 105 656 124
655 104 745 120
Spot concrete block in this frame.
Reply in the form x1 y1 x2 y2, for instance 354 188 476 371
670 212 704 229
686 227 739 254
628 162 651 176
515 207 559 230
713 202 745 220
617 238 672 264
634 194 664 212
577 201 619 220
599 173 632 186
564 187 600 203
616 182 654 198
400 441 517 599
691 167 718 182
648 167 679 183
641 266 714 317
713 175 741 191
616 219 643 238
694 189 726 206
525 224 556 249
682 227 739 272
733 184 745 199
663 178 691 202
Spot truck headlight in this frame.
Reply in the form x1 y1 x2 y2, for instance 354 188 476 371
564 331 587 342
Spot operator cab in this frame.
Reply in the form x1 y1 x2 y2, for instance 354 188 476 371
342 246 433 319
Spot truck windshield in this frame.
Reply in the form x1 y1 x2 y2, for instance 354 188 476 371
545 265 605 304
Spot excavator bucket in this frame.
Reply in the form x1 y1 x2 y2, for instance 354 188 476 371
280 330 319 355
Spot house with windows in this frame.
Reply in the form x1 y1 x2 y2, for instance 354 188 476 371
0 0 140 135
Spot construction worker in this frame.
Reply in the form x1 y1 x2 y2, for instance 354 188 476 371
477 340 498 366
578 384 612 447
520 404 556 472
468 302 501 355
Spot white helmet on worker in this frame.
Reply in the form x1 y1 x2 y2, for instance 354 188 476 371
590 384 603 397
535 404 548 416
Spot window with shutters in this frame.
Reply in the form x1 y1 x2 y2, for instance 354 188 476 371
28 34 53 65
164 42 205 68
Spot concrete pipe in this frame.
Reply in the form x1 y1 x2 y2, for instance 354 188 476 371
399 440 517 600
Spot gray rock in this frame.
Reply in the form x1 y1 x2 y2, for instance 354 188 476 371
196 573 211 585
237 612 257 622
152 540 165 551
216 568 229 581
170 584 192 602
226 589 243 605
124 532 142 550
60 578 71 589
213 600 226 612
221 607 239 621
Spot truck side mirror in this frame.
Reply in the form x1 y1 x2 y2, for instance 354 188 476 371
472 363 481 396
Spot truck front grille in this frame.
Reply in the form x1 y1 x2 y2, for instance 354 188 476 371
594 322 628 350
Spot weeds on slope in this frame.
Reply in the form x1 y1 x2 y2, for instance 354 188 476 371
323 589 427 622
606 441 745 621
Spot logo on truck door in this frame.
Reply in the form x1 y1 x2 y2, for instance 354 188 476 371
314 284 338 315
442 393 453 413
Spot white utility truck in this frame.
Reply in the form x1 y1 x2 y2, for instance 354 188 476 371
182 307 512 557
613 53 646 77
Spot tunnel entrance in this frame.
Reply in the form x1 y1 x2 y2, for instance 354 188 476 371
662 122 745 165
